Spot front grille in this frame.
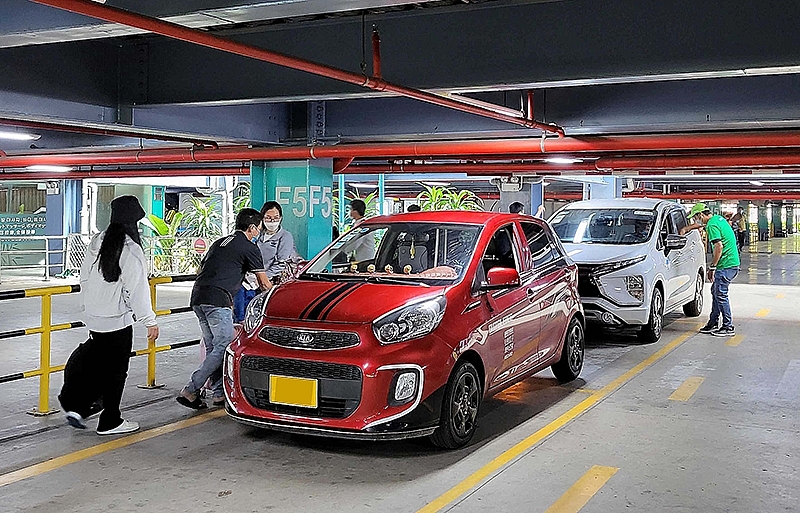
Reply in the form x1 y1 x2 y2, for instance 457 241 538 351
239 356 362 419
241 355 362 381
577 265 602 298
259 326 360 350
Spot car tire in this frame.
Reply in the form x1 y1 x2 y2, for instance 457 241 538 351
551 317 585 384
638 287 664 343
430 360 482 449
682 272 704 317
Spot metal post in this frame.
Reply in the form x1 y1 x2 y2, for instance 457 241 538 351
44 237 50 281
378 174 385 215
338 174 346 231
138 279 165 389
30 293 58 415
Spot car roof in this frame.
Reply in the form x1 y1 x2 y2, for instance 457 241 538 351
361 211 540 225
560 198 674 211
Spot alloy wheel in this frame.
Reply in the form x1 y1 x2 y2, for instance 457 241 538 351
653 290 663 338
451 372 480 438
568 323 584 373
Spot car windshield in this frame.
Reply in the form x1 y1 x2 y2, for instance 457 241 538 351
550 208 657 245
303 222 482 284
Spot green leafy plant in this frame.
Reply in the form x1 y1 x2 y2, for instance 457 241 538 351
184 196 222 239
416 184 483 211
233 181 251 214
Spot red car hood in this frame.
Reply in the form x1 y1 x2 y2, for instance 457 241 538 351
265 279 445 324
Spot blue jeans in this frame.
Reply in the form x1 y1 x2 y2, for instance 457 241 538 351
233 287 259 323
709 267 738 328
187 305 234 399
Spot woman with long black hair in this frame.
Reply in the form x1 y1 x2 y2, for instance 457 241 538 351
59 196 159 435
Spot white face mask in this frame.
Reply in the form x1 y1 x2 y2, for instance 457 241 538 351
264 221 280 233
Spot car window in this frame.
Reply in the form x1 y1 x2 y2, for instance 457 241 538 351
521 221 556 270
551 208 656 245
658 210 676 248
481 225 519 276
670 209 688 233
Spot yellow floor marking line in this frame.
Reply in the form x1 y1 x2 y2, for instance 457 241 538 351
776 293 786 299
416 329 695 513
726 334 745 347
756 308 771 317
574 388 601 394
668 376 705 401
0 409 226 489
543 465 619 513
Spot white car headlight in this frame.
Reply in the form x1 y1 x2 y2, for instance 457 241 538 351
624 275 645 302
373 296 446 345
224 346 235 383
243 289 272 334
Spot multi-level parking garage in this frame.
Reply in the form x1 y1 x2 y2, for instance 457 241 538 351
1 1 800 512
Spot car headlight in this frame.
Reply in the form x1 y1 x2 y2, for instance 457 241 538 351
243 289 272 334
624 275 645 302
592 255 647 277
373 296 446 345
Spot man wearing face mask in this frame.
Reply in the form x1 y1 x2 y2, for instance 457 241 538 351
178 208 273 409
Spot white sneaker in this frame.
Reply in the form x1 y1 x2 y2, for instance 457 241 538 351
96 419 140 435
65 411 87 429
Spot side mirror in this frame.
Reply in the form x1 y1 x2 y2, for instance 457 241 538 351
665 234 688 252
482 267 520 290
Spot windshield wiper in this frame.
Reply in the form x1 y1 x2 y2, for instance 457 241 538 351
364 275 431 287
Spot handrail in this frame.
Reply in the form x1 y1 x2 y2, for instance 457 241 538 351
0 274 197 415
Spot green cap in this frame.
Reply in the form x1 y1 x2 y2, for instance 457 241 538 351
688 202 709 218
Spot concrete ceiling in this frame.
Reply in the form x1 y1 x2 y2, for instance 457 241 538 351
3 0 800 196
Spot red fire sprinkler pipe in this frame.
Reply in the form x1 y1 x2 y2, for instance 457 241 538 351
6 130 800 168
32 0 564 136
372 28 382 79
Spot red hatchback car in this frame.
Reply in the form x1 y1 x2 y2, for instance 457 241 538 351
224 211 584 448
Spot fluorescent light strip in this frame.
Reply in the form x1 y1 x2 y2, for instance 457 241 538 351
26 165 72 172
0 130 40 141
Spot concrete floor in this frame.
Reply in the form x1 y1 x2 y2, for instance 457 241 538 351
1 239 799 513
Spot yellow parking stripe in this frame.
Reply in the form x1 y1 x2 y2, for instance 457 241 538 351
0 409 226 488
669 377 705 401
544 465 619 513
776 293 786 299
416 329 696 513
756 309 770 317
726 334 745 347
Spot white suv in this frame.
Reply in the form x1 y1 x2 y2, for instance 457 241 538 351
549 198 705 342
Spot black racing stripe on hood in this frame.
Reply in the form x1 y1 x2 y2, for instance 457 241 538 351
305 282 360 320
318 283 364 321
299 283 349 320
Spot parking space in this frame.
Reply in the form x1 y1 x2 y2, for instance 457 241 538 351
2 273 797 512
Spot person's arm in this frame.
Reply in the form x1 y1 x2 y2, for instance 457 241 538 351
680 222 703 235
245 243 273 291
707 241 723 281
272 231 296 276
536 204 546 218
120 243 159 340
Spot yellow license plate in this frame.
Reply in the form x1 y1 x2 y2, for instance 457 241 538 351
269 375 318 408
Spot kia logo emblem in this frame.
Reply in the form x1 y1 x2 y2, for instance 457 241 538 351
296 333 314 345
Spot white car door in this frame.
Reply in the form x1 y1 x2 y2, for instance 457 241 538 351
663 208 695 307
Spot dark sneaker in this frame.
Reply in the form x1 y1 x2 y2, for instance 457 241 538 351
176 388 208 410
65 411 87 429
712 325 736 337
699 322 718 334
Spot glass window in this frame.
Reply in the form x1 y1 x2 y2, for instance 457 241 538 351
0 183 47 214
481 225 519 275
521 222 556 269
303 222 481 285
670 208 688 233
550 208 657 245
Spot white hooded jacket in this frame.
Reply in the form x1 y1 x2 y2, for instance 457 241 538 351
79 232 157 332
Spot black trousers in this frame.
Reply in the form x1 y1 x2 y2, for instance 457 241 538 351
58 326 133 431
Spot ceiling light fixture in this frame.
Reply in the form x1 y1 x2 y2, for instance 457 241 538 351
26 165 72 172
422 181 451 187
749 180 765 186
0 130 41 141
544 157 583 164
349 182 377 189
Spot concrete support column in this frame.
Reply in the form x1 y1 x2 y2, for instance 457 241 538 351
498 180 544 216
251 160 334 260
582 176 622 200
772 202 784 236
757 203 770 241
786 205 795 235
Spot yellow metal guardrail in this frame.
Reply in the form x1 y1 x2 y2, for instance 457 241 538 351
0 274 197 416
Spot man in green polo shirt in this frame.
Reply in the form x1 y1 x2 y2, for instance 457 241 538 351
684 203 740 336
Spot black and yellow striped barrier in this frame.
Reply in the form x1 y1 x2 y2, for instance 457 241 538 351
0 275 196 415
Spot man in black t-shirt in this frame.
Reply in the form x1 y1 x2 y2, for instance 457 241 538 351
178 209 273 410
